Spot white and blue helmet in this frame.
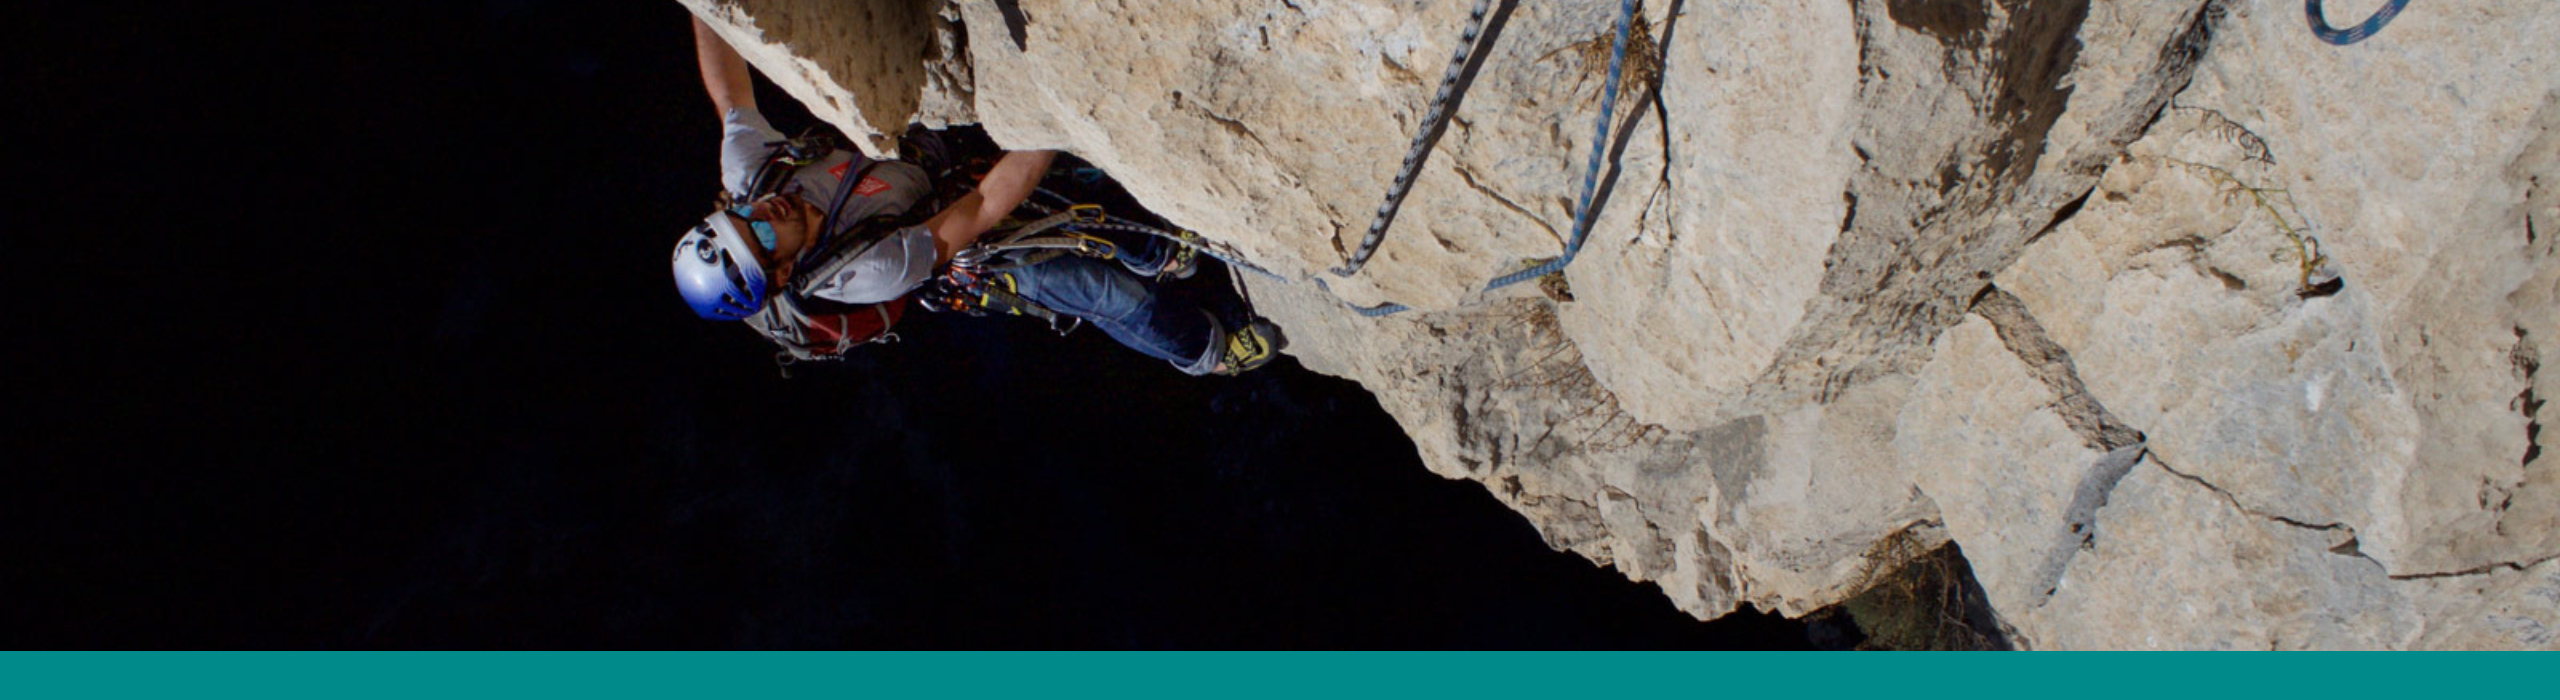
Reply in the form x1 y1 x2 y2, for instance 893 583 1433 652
671 211 770 320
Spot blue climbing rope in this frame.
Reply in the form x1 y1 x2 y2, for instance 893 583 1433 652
2306 0 2410 46
1346 0 1639 317
1336 0 1507 278
1485 0 1636 292
1331 2 2397 318
1346 295 1410 317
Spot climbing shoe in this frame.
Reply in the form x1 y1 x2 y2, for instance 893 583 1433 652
1214 318 1286 376
1154 229 1202 280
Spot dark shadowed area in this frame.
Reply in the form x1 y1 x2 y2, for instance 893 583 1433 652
10 0 1814 647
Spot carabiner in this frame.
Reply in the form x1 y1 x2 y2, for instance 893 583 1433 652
1073 234 1119 260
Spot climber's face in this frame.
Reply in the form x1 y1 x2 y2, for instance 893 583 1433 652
734 194 819 283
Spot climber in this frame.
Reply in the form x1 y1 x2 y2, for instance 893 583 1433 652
672 15 1282 375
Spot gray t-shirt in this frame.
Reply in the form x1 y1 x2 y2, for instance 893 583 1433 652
720 107 938 305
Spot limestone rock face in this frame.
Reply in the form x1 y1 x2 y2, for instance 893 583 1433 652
681 0 971 155
683 0 2560 648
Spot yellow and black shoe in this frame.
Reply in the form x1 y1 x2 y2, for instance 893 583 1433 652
1214 318 1286 376
1157 230 1202 280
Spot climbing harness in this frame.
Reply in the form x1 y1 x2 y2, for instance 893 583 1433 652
923 255 1083 335
2306 0 2410 46
1338 0 1640 317
923 183 1275 337
926 203 1105 333
1334 0 1513 277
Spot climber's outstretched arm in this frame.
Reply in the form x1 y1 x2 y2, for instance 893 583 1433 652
927 149 1060 265
692 15 755 118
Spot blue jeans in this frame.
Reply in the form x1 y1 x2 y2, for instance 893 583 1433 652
1003 236 1225 374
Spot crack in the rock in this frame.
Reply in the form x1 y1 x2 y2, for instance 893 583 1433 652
2130 233 2253 291
1839 191 1861 238
2516 327 2545 470
1632 0 1685 247
2298 276 2345 299
2125 1 2227 145
2144 457 2417 576
1192 104 1270 151
2138 234 2208 254
1634 163 1676 247
2387 552 2560 581
1742 0 2225 413
1944 285 2159 606
1452 162 1565 247
1517 487 1613 557
2024 186 2095 248
2152 458 2351 533
1179 91 1321 204
1969 287 2144 451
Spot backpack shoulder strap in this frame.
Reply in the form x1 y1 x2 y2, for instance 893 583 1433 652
734 128 847 203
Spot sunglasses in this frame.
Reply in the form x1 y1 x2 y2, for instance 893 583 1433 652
729 202 781 253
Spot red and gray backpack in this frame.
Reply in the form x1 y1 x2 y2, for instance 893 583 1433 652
743 285 909 366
